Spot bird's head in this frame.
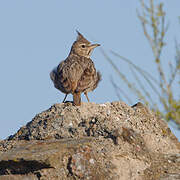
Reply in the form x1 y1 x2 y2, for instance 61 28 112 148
70 31 100 58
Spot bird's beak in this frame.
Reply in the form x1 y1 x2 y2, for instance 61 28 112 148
87 44 100 56
89 44 101 49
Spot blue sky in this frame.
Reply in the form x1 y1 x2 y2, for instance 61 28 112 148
0 0 179 140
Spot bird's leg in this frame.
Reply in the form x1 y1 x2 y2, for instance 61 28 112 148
73 91 81 106
62 94 68 103
84 92 90 102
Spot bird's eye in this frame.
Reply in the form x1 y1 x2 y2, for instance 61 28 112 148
81 45 85 48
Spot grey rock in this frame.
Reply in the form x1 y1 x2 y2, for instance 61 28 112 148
0 102 179 180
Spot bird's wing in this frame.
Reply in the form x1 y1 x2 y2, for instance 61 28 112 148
55 57 84 93
50 60 70 93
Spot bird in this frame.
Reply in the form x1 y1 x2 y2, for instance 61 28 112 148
50 31 101 106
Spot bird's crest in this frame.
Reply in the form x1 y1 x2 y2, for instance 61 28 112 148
76 30 90 44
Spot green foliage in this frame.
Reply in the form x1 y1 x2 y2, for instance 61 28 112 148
102 0 180 127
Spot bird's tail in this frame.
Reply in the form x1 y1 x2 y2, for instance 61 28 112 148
94 71 101 89
97 71 102 84
73 91 81 106
50 67 57 82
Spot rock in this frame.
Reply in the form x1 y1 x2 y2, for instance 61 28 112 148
0 101 179 180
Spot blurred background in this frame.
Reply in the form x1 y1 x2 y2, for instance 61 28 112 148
0 0 179 140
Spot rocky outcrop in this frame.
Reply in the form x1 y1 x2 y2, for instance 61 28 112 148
0 101 179 180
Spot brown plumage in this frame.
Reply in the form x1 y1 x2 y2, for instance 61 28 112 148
50 31 101 106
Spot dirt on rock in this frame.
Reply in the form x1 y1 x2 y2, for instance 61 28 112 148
0 101 179 180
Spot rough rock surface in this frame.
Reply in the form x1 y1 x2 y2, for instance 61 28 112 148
0 101 179 180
